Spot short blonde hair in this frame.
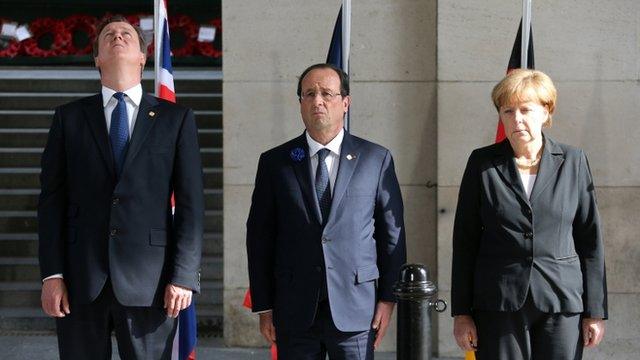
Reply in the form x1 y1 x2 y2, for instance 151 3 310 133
491 69 557 127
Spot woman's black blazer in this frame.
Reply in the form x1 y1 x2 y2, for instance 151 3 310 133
451 135 607 319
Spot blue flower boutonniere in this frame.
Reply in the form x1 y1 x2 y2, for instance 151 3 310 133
290 147 305 162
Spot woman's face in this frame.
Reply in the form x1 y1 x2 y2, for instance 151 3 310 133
499 99 548 146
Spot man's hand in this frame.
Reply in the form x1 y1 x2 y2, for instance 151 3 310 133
453 315 478 351
582 317 605 348
41 278 70 317
259 311 276 345
371 301 395 349
164 284 193 318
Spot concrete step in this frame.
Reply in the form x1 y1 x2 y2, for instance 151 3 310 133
0 129 221 148
0 189 39 210
0 234 39 257
0 110 221 129
0 168 222 188
0 257 41 282
201 256 223 281
0 232 222 258
0 94 221 111
0 150 41 168
0 210 221 233
0 79 222 93
0 307 55 332
0 148 221 168
0 282 41 308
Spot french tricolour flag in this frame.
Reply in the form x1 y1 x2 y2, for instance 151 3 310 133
154 1 197 359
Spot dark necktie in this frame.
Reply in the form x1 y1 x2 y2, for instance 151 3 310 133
110 92 129 177
315 148 332 224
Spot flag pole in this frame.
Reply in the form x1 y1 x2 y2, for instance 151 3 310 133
341 0 351 131
153 0 161 96
521 0 531 68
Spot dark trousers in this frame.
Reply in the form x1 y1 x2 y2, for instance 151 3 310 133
474 294 583 360
277 301 374 360
56 281 177 360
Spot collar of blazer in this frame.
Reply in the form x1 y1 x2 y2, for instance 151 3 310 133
492 134 565 205
290 129 361 226
83 93 160 180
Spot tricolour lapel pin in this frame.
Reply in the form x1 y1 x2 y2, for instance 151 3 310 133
148 111 155 117
346 154 356 160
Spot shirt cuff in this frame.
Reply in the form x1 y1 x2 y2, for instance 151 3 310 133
42 274 63 282
256 309 272 314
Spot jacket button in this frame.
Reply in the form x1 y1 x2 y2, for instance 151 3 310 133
321 237 330 244
315 266 322 272
110 229 118 236
525 208 531 215
112 197 120 205
527 256 533 262
524 232 533 239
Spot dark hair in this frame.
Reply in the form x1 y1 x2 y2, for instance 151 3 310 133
296 63 349 100
93 15 146 57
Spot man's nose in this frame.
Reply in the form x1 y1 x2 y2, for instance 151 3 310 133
312 93 325 105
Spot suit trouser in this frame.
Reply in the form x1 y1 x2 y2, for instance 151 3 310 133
474 293 583 360
277 300 374 360
56 280 177 360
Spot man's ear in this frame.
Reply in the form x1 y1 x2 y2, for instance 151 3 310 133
343 95 351 112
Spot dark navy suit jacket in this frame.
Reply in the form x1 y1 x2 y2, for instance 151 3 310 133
246 131 407 333
451 135 607 319
38 93 204 307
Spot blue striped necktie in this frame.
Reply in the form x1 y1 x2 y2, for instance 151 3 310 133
315 148 332 224
110 92 129 177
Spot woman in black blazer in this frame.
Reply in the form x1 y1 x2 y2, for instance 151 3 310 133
451 69 607 359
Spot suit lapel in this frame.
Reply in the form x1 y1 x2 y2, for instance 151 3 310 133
290 133 323 225
120 94 159 175
492 140 529 205
529 136 564 202
83 94 115 179
326 132 359 227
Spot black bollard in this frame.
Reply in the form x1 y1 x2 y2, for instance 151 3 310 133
393 264 447 360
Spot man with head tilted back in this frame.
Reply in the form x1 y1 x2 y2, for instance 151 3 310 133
38 15 203 359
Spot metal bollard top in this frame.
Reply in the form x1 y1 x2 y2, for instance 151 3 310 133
393 263 438 300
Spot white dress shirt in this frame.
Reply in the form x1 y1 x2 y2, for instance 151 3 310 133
42 84 143 282
306 128 344 194
519 173 537 200
102 84 143 138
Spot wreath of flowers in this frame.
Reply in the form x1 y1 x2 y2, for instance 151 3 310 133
22 17 71 57
0 19 21 58
196 18 222 58
63 14 97 55
8 14 222 58
169 14 198 57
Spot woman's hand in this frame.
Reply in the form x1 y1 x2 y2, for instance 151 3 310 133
582 318 605 347
453 315 478 351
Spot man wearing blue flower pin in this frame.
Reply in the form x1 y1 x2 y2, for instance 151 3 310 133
246 63 407 359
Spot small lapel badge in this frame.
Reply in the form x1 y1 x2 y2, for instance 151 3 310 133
148 111 155 117
346 154 356 160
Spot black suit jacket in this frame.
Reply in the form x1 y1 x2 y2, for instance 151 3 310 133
38 93 204 307
451 135 607 318
246 131 406 333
